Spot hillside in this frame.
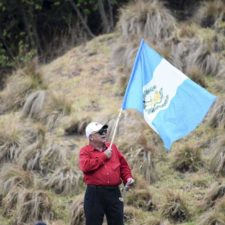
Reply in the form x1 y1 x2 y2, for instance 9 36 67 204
0 0 225 225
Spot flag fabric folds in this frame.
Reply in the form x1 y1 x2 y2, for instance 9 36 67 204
122 39 216 150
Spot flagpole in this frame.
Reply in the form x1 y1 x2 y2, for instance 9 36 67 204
109 108 123 149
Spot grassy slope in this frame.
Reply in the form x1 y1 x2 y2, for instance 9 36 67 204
0 20 224 225
40 31 223 224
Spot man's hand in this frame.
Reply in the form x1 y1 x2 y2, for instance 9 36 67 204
125 177 135 190
104 147 112 159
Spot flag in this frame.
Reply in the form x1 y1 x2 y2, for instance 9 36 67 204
122 39 216 150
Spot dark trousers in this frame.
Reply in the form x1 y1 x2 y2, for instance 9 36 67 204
84 185 124 225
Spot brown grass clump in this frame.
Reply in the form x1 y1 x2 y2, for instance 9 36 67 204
44 166 83 195
19 141 68 175
126 189 156 211
64 117 91 136
0 114 24 163
40 143 69 174
22 90 46 119
186 43 219 76
161 191 189 222
118 0 176 43
172 146 203 173
186 66 207 88
198 210 225 225
209 98 225 129
193 0 225 29
201 183 225 210
22 90 72 129
112 41 139 71
70 196 84 225
0 60 46 113
2 187 19 216
210 136 225 175
127 146 158 184
0 164 33 195
124 205 139 225
147 218 171 225
15 189 53 224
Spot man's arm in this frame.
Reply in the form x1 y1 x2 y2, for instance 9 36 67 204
79 148 107 173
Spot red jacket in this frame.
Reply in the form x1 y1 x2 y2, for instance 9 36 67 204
79 142 132 186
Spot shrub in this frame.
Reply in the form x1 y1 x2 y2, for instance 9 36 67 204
172 146 203 173
0 164 33 196
70 196 84 225
161 191 189 222
201 183 225 210
126 189 156 211
44 166 83 195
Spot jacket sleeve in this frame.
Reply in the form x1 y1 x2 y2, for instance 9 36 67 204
79 147 107 173
115 145 133 184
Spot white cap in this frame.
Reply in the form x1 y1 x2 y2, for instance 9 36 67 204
85 122 108 138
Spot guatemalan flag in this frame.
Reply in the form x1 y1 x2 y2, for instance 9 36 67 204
122 40 216 150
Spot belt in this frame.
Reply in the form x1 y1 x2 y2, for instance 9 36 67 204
87 184 119 189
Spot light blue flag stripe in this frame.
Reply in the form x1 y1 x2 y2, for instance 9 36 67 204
122 40 162 113
153 79 216 149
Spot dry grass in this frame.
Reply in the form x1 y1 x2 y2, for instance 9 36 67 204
126 188 156 211
22 90 46 119
22 90 72 130
186 42 219 76
70 195 84 225
64 117 91 136
186 66 207 88
2 187 19 217
210 136 225 175
44 166 83 195
201 183 225 210
0 164 33 196
209 97 225 129
15 189 53 224
0 60 46 113
198 209 225 225
193 0 225 29
161 191 189 222
0 114 25 163
126 146 158 184
40 143 69 174
118 0 176 43
172 146 203 173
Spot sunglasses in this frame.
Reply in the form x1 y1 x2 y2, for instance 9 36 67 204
97 129 107 135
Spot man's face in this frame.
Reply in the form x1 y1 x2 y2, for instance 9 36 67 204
90 128 108 143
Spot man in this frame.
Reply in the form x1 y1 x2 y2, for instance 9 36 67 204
79 121 134 225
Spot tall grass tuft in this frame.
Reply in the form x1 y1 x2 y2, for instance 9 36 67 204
118 0 176 42
201 183 225 210
172 146 203 173
126 145 158 184
210 136 225 175
0 60 46 113
44 166 83 195
209 98 225 129
22 90 72 129
126 189 156 211
0 114 24 163
0 164 33 196
15 189 53 224
198 209 225 225
64 117 91 136
70 196 84 225
193 0 225 29
161 191 189 222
